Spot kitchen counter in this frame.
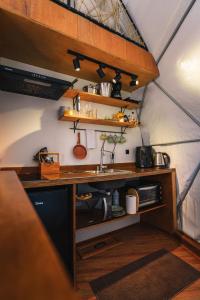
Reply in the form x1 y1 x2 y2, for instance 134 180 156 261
1 167 177 288
20 167 174 188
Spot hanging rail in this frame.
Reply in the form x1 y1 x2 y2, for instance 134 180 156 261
69 127 127 135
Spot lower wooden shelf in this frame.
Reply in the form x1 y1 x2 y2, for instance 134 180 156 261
138 203 167 214
59 114 138 128
76 202 167 231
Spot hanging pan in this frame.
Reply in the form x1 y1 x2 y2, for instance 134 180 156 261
73 132 87 159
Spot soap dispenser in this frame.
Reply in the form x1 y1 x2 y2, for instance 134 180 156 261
112 189 120 206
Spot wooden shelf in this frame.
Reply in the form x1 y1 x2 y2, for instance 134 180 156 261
64 89 140 110
59 114 138 128
77 202 167 231
138 203 166 214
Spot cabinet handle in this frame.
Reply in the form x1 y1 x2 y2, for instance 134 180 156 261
103 197 108 221
34 201 44 206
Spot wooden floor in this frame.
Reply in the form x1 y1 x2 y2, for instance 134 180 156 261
76 223 200 300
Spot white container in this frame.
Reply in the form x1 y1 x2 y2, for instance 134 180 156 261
126 194 137 214
100 82 112 97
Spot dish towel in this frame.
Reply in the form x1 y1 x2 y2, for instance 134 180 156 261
86 129 97 149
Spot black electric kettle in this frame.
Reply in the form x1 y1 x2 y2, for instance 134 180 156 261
153 152 170 168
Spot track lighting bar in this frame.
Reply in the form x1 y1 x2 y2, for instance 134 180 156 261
68 49 139 86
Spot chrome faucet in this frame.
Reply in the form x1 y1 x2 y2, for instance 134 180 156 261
99 140 114 172
99 141 107 172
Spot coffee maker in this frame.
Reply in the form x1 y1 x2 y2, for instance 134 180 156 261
135 146 154 168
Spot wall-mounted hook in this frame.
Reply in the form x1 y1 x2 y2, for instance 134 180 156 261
73 120 80 133
121 127 127 135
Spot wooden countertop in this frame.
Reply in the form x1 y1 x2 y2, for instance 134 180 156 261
0 171 80 300
21 168 174 189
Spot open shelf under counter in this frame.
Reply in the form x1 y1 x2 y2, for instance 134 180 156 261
64 89 140 110
138 202 167 214
76 202 167 231
59 114 138 128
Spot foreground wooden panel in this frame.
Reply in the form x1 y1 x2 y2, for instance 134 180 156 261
0 0 159 91
0 171 80 300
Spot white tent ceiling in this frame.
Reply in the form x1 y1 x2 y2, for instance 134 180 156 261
126 0 200 240
125 0 191 60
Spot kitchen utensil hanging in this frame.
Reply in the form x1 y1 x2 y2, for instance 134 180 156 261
73 132 87 159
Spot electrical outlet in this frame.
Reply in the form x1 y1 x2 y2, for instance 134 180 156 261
125 149 129 155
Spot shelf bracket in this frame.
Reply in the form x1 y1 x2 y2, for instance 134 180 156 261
73 94 80 110
73 120 80 133
121 127 127 135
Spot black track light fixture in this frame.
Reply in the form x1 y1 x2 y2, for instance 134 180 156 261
73 57 81 72
112 70 121 84
130 74 139 87
68 50 140 89
96 64 106 78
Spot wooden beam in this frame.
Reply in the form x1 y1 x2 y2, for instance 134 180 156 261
0 0 159 91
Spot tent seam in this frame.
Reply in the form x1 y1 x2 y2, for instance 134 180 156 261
137 0 196 135
154 81 200 128
151 139 200 147
177 163 200 231
156 0 196 64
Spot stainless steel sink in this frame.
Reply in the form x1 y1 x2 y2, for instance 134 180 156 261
83 169 133 175
62 169 133 176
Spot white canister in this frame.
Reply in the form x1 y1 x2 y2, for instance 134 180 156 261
126 194 137 214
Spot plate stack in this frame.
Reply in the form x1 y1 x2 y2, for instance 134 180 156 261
112 205 126 218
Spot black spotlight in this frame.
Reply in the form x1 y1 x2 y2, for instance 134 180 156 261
130 74 139 86
112 70 121 83
96 64 106 78
73 57 81 71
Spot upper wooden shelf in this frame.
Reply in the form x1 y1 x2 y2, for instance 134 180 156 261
64 89 140 110
0 0 159 91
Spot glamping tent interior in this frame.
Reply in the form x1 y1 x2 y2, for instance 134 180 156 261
1 0 200 299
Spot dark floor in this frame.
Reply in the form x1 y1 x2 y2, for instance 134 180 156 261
76 223 200 300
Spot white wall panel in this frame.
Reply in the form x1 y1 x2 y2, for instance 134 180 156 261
128 0 200 241
157 1 200 121
0 59 142 167
182 170 200 240
125 0 191 59
154 143 200 200
76 215 139 242
140 83 200 145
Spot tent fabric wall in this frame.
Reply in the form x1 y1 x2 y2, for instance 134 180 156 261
128 0 200 240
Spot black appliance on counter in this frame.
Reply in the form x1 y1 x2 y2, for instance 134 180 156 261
135 146 154 168
0 65 71 100
27 185 73 278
